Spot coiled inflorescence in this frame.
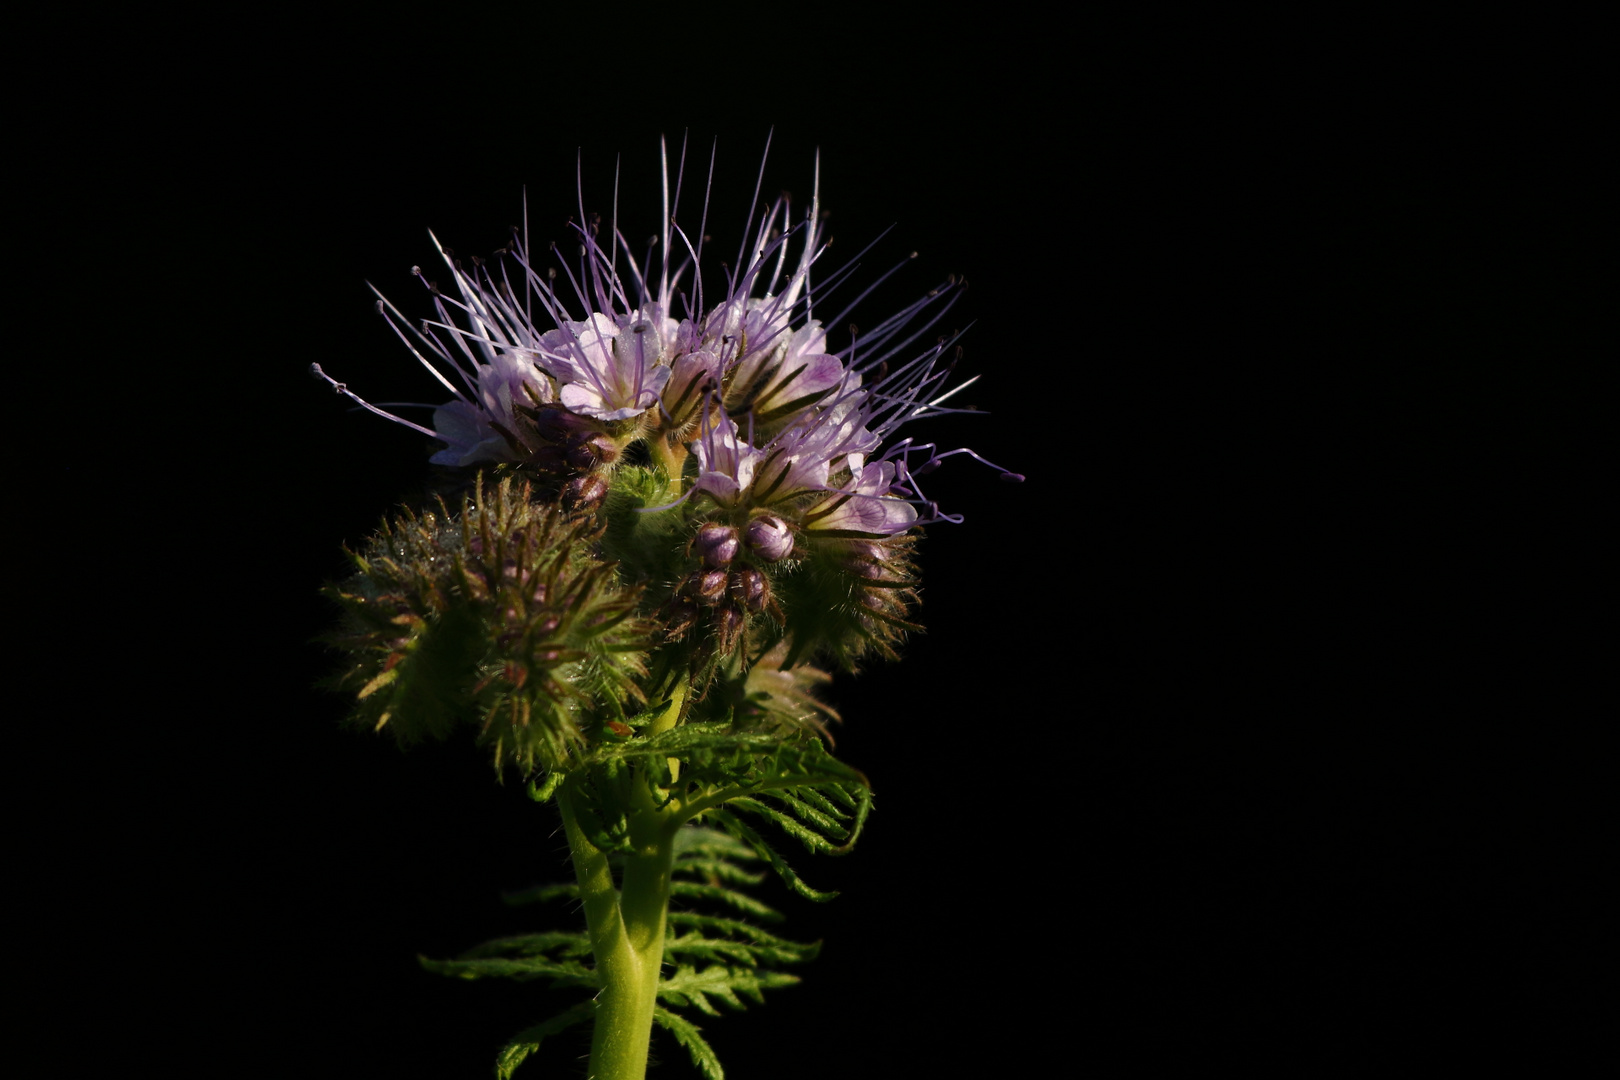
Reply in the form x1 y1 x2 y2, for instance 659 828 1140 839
322 477 650 773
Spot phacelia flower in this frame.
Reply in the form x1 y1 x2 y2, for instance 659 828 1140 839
313 136 1020 543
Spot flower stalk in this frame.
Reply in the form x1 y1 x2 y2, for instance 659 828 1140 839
559 778 678 1080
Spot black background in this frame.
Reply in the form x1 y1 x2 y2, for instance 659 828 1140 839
34 8 1603 1076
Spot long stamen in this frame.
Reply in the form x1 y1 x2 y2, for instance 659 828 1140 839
310 363 440 439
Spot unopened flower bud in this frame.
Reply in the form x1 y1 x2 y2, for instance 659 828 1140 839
843 540 888 579
562 472 609 512
693 523 740 567
566 435 618 470
744 514 794 562
663 596 698 641
729 568 769 612
715 604 745 646
686 568 728 606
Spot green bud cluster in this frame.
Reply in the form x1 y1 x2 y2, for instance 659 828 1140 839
321 477 650 773
322 460 922 777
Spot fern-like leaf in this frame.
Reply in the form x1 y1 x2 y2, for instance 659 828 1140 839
659 963 803 1014
672 856 768 888
418 953 597 987
664 924 821 967
669 880 785 921
458 930 593 960
494 1001 596 1080
500 882 581 906
653 1006 724 1080
705 808 839 902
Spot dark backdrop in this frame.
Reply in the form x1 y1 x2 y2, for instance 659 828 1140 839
40 9 1601 1077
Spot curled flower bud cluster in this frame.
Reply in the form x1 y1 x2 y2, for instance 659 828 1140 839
321 478 650 772
662 514 799 655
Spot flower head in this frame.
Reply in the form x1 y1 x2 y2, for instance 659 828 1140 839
314 136 1019 536
315 137 1023 670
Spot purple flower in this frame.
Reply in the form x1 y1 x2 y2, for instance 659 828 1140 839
691 413 765 508
318 136 1020 528
801 458 918 538
540 308 676 422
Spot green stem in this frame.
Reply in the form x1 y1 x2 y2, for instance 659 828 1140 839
558 682 689 1080
647 435 687 490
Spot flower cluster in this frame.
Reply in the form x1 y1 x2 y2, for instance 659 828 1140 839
315 141 1018 670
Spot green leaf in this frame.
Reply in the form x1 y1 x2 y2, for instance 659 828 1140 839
819 780 861 811
669 880 784 922
622 697 675 730
417 954 598 988
653 1006 724 1080
768 790 851 840
603 724 782 761
666 912 814 950
494 1000 595 1080
664 928 820 967
500 882 581 906
671 856 767 888
706 809 839 903
458 930 593 960
728 797 843 855
659 963 802 1013
789 784 853 821
526 770 565 804
672 826 758 862
834 783 874 853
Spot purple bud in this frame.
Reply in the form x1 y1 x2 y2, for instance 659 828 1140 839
686 568 729 606
842 540 889 579
566 435 618 470
715 604 745 643
562 473 609 513
744 514 794 562
729 568 769 612
693 523 740 567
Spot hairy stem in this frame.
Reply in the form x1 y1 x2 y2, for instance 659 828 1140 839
559 682 689 1080
647 434 688 487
